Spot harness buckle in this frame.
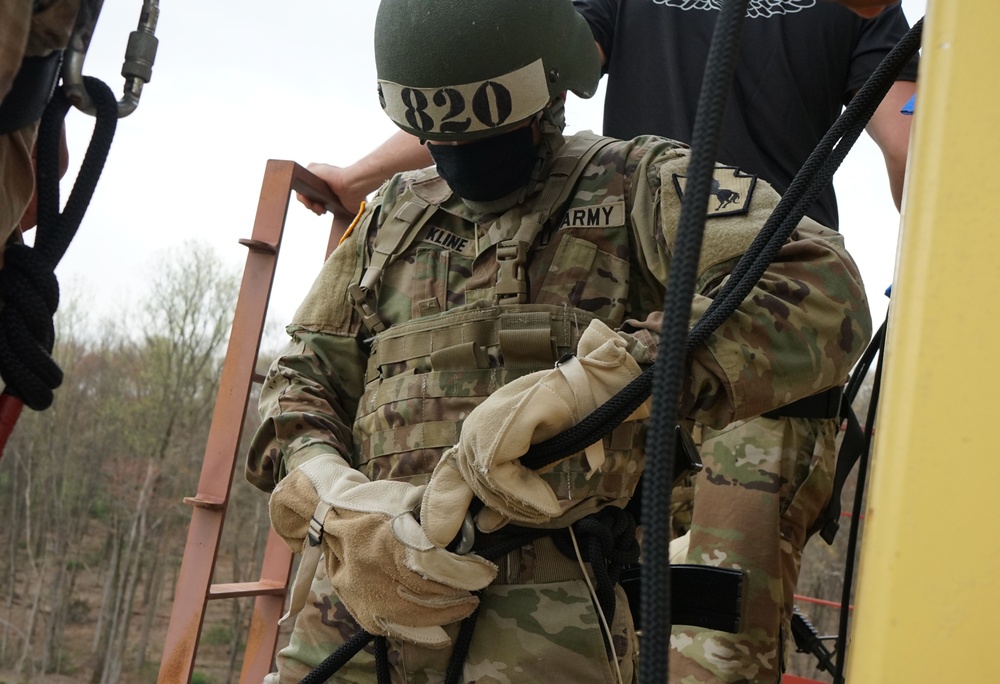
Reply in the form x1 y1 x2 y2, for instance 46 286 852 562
348 283 386 335
495 240 529 305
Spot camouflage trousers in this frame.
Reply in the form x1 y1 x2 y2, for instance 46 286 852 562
669 415 837 684
265 536 639 683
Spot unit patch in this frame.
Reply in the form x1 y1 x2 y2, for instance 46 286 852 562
423 225 473 255
673 167 757 218
559 201 625 229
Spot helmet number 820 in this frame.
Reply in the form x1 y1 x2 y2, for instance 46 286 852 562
401 82 513 134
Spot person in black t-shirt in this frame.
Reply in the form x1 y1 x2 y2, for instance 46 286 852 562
576 0 918 229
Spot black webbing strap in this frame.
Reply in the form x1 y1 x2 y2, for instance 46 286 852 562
817 398 866 545
762 385 844 420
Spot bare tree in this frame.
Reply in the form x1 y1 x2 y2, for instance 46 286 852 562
0 242 239 683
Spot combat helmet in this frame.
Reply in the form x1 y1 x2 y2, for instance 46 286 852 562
374 0 600 142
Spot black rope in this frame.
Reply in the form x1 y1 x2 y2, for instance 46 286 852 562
551 507 640 635
640 2 749 681
444 603 482 684
298 629 375 684
373 636 390 684
0 77 117 410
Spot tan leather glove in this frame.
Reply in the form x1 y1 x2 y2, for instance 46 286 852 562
269 454 497 648
422 319 649 547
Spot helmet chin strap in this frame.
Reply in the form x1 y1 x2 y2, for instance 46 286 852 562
539 98 568 156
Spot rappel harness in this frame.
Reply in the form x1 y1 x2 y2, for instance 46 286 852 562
301 9 923 684
0 0 159 458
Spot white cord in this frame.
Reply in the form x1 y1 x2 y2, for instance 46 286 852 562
569 526 625 684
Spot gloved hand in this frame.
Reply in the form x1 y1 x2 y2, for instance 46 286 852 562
421 318 649 547
269 454 497 648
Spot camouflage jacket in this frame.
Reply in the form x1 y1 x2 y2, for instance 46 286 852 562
247 133 872 501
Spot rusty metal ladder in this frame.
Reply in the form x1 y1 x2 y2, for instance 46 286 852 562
157 161 352 683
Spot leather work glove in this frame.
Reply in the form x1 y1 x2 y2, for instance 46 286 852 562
421 318 649 548
269 454 497 648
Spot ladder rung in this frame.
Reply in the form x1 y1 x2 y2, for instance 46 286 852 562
183 495 226 510
208 580 287 600
239 238 278 254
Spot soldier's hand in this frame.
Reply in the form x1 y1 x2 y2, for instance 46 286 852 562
422 319 650 545
269 455 496 646
295 163 368 217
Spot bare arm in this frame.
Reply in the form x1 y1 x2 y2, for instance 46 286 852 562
864 79 916 211
297 129 433 216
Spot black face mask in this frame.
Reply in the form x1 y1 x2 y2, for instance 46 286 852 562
427 125 538 202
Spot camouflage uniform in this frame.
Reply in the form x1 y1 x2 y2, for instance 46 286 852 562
671 415 837 683
0 0 79 266
247 127 871 683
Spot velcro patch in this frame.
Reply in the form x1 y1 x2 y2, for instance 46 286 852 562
559 202 626 229
422 225 474 256
673 167 757 218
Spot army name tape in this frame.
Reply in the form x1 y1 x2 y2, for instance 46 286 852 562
378 59 550 136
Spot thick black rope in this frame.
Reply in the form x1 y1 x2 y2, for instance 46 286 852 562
551 507 640 634
373 636 390 684
0 77 117 410
299 629 375 684
640 1 749 681
520 18 923 472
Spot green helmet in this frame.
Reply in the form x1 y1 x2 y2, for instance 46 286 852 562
374 0 600 142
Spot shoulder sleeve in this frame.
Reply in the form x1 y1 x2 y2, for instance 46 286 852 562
290 218 367 335
848 6 920 93
573 0 618 73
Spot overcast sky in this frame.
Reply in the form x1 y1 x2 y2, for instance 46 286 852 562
51 0 927 342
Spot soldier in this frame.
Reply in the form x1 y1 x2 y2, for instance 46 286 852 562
246 0 872 681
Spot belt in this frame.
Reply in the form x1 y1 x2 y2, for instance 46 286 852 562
474 534 589 585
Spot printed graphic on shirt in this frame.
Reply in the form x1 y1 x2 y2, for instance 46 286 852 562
559 202 626 229
422 225 475 256
673 167 757 218
651 0 816 19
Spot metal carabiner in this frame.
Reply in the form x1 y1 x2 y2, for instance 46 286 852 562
61 0 159 118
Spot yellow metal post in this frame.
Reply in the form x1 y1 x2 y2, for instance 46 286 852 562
848 0 1000 681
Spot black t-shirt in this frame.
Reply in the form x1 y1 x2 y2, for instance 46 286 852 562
574 0 919 229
